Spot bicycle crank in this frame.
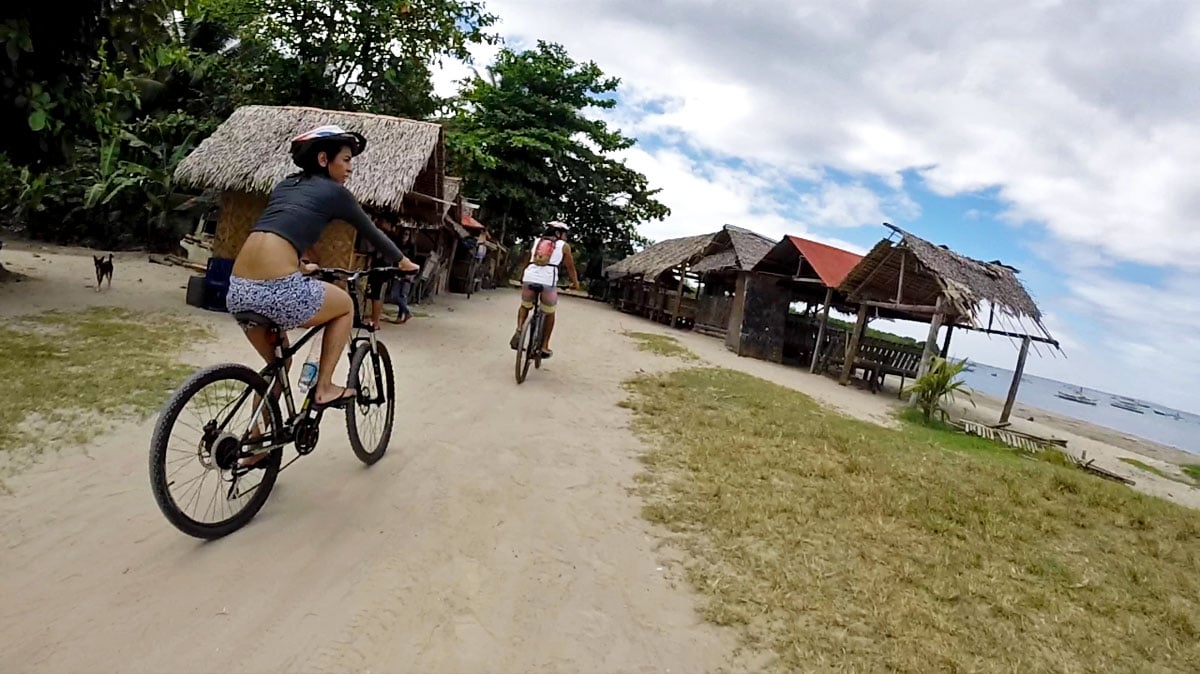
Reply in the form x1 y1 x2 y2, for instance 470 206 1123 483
294 416 321 455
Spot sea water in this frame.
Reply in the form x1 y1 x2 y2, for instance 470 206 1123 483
959 363 1199 455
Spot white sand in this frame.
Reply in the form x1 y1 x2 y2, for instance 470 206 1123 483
0 244 744 674
0 241 1195 673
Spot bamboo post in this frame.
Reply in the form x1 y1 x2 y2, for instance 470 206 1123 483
913 295 945 385
810 287 834 373
940 324 955 358
839 303 870 385
671 267 686 327
1000 335 1032 425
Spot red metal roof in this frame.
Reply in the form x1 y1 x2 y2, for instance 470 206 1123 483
461 213 485 230
787 236 863 288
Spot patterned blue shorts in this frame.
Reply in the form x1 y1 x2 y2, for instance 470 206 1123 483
226 272 325 330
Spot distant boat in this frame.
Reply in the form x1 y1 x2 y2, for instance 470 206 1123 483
1056 388 1098 406
1112 395 1150 410
1111 400 1146 414
1153 409 1182 420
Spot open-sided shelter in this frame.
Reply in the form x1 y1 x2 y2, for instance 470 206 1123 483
838 224 1059 421
174 105 458 280
606 232 717 326
725 235 866 364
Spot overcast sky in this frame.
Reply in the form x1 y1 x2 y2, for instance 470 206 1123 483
435 0 1200 413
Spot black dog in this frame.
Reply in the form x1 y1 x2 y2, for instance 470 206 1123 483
93 253 114 291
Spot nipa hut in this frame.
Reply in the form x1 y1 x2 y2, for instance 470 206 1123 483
742 235 865 365
606 232 717 325
837 223 1059 421
689 225 776 339
174 105 463 297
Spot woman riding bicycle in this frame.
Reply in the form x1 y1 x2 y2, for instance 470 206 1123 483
227 125 419 409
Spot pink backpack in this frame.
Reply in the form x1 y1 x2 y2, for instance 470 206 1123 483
532 237 557 266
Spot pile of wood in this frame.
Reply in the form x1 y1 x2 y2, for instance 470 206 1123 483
149 254 206 273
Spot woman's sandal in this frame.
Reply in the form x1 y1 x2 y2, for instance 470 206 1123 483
312 386 358 410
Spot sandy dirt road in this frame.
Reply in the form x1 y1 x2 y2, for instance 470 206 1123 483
0 247 740 674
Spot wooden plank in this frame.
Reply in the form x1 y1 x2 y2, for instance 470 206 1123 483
1000 335 1031 424
953 323 1059 347
896 253 905 303
810 287 834 374
839 303 870 385
860 300 942 314
940 324 954 358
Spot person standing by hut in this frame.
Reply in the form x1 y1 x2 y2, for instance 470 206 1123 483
226 125 419 412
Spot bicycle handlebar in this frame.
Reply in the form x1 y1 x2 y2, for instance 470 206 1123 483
311 266 407 283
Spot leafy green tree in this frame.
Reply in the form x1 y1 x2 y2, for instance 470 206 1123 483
446 41 667 257
201 0 497 117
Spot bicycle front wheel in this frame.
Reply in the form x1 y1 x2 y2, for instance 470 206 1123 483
346 341 395 464
149 364 284 540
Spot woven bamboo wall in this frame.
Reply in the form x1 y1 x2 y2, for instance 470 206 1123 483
213 190 358 269
213 192 268 259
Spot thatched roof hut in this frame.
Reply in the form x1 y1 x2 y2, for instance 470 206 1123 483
692 225 776 274
605 233 717 280
173 105 451 270
838 224 1055 344
174 105 446 211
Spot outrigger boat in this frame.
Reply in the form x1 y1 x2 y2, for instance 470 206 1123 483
1111 399 1146 414
1055 387 1098 406
1060 388 1099 402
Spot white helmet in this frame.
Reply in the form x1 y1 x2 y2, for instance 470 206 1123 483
546 220 570 232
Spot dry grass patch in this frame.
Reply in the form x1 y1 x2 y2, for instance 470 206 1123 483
625 367 1200 673
1119 457 1197 487
625 331 698 360
0 307 210 473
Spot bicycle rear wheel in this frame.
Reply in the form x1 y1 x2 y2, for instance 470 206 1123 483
346 341 395 465
149 364 284 540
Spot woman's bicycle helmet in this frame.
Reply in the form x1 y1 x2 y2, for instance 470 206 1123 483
289 125 367 168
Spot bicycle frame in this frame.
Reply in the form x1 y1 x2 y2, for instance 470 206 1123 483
210 268 394 462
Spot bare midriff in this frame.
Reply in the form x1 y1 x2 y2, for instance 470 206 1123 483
231 231 304 281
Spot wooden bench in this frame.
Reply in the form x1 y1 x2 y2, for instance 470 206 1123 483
823 335 924 395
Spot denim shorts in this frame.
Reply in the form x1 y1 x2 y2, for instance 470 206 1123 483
226 272 325 330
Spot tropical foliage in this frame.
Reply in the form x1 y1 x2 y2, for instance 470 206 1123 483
0 1 666 260
902 356 975 423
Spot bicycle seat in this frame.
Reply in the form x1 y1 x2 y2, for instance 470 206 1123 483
527 283 545 293
233 311 281 331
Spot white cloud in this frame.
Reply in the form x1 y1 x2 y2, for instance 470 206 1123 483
432 1 1200 413
478 0 1200 268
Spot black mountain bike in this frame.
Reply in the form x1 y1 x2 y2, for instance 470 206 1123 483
149 267 399 539
515 283 565 384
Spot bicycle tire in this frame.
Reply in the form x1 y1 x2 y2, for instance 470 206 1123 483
515 317 535 384
149 364 284 540
532 312 545 370
346 341 395 465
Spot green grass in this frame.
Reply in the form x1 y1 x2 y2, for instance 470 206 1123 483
625 331 698 361
0 307 210 468
1183 465 1200 482
624 366 1200 673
